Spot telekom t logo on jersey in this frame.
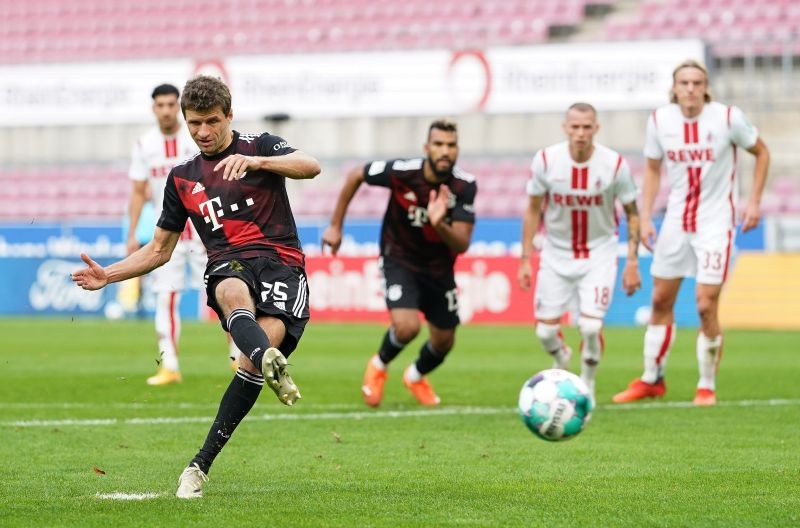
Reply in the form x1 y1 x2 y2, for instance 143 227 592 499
199 196 255 231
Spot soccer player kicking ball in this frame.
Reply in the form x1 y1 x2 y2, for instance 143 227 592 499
73 75 321 498
322 120 477 407
613 60 770 406
518 102 642 401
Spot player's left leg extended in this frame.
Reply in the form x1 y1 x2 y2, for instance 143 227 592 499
694 283 724 406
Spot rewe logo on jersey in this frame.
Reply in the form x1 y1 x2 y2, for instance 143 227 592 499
666 148 716 163
550 193 604 207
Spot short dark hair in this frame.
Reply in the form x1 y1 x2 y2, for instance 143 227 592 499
151 83 180 100
566 102 597 117
181 75 232 116
428 119 458 141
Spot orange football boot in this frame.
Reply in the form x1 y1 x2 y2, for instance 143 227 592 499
693 388 717 406
361 355 388 407
612 378 666 403
146 367 182 386
402 369 441 406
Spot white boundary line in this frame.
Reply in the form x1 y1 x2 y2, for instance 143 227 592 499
3 398 799 428
95 492 163 501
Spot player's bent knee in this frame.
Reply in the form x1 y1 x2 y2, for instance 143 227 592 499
393 323 420 344
578 317 603 338
431 335 455 355
536 322 560 341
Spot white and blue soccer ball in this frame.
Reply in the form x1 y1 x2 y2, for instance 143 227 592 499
518 369 594 442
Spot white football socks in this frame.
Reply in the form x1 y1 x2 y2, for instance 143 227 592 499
404 363 422 382
641 324 675 384
578 318 603 394
155 291 181 372
372 355 387 371
697 332 722 390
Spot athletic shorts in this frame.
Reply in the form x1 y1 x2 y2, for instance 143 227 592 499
651 222 735 285
380 257 460 329
534 249 618 320
204 256 310 355
148 238 207 293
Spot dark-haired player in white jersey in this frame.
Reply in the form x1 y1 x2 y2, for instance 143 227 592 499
518 103 642 401
127 83 240 385
74 75 321 498
322 120 477 407
613 60 770 406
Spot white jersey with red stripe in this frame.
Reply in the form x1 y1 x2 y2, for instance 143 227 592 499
527 141 637 265
129 124 199 238
643 101 759 232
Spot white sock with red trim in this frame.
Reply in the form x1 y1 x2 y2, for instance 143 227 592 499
641 324 675 384
155 291 181 372
697 332 722 390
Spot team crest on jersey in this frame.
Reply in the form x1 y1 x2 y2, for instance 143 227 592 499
447 192 457 209
403 191 417 202
386 284 403 301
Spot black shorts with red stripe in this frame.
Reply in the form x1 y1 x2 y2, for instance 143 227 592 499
204 257 309 355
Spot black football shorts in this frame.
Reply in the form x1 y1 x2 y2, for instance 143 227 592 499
380 257 460 329
205 256 309 355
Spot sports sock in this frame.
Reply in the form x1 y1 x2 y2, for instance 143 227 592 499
696 332 722 390
536 322 569 366
579 320 604 392
413 341 446 376
227 333 242 362
641 324 676 384
226 309 270 374
190 369 263 474
377 327 407 365
155 291 181 371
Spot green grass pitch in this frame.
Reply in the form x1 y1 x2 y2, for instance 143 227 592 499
0 319 798 527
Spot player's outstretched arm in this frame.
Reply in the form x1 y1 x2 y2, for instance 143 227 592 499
640 157 662 251
322 165 365 255
742 138 770 233
518 195 543 291
72 227 180 291
214 151 321 181
126 180 148 255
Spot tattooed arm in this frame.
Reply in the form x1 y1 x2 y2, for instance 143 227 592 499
622 201 642 296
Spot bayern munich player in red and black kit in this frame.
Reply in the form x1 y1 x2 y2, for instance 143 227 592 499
322 120 477 407
73 75 321 498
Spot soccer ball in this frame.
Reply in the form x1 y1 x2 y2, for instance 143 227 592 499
517 369 594 442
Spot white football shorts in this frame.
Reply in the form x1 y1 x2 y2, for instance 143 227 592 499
650 221 735 285
148 238 207 293
534 247 618 320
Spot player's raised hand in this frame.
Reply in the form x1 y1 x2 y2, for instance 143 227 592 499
741 201 761 232
517 259 533 291
640 219 657 252
214 154 259 181
321 225 343 256
71 253 109 291
427 184 450 227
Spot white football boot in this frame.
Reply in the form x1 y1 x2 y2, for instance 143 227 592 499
176 464 208 499
261 347 301 406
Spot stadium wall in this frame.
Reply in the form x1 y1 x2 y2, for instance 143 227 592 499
1 218 789 329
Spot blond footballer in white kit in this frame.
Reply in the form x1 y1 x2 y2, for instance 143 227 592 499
613 60 770 406
127 84 239 385
519 103 642 399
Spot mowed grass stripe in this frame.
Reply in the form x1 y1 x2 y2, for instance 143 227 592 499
5 398 800 427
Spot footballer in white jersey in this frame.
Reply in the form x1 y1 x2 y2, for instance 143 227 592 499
613 60 770 407
126 84 238 386
519 103 642 399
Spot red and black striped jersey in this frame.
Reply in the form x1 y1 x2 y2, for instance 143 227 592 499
363 158 477 277
157 131 305 267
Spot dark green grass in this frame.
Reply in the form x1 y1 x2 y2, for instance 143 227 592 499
0 319 798 527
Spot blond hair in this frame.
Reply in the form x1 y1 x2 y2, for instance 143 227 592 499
670 59 712 103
